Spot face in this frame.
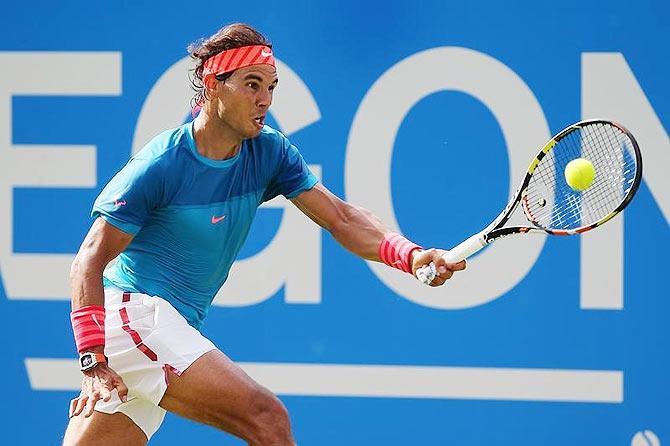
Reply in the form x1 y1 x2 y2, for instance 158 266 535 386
208 64 278 139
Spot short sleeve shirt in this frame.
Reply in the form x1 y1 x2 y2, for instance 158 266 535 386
93 123 317 328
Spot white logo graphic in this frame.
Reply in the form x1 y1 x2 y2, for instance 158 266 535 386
261 49 273 57
632 431 661 446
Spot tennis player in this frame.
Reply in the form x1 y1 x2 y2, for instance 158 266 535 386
63 23 465 446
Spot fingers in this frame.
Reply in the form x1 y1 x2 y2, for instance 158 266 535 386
435 264 455 279
448 260 467 271
69 397 78 418
84 391 101 417
115 378 129 403
423 253 466 286
97 365 129 403
100 386 112 403
434 255 466 269
71 394 88 417
82 374 128 415
70 388 118 419
70 366 130 419
434 257 466 271
429 275 446 287
95 375 114 403
428 266 451 287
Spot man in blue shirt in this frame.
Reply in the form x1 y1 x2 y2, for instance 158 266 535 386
64 23 465 446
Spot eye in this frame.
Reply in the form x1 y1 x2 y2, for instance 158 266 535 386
246 81 259 91
269 84 276 92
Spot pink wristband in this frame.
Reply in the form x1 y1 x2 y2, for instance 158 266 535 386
71 305 106 353
379 232 422 274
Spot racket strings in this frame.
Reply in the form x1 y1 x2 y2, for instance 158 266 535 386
538 126 628 228
579 125 634 220
524 122 637 231
530 124 634 229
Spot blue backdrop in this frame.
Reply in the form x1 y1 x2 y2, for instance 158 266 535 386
1 1 668 445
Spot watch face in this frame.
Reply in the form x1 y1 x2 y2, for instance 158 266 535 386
81 355 93 368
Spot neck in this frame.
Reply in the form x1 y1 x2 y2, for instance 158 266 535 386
192 110 242 160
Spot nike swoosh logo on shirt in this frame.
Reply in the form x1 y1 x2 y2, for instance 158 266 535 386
211 215 226 224
114 200 127 207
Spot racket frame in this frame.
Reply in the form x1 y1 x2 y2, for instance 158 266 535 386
417 119 642 284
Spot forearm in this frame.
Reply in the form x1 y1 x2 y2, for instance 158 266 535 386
70 251 106 311
292 184 421 271
69 253 108 354
293 185 464 285
70 217 130 311
328 204 398 261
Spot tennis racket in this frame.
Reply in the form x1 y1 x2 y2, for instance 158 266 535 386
416 119 643 285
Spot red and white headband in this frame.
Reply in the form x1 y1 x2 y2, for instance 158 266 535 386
202 45 275 77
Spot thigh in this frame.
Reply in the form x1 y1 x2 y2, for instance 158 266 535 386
63 411 147 446
159 349 267 436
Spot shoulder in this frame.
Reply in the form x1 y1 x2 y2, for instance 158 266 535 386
133 124 192 163
105 125 194 194
130 124 195 173
253 125 291 151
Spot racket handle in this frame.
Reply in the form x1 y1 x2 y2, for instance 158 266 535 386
442 233 488 262
416 233 487 285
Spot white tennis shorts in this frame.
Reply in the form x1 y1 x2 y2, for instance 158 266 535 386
94 287 216 440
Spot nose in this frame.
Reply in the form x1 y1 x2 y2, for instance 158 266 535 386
257 88 272 109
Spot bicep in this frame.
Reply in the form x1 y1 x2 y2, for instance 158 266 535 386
75 217 134 268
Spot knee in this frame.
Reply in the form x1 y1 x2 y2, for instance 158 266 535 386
247 388 293 444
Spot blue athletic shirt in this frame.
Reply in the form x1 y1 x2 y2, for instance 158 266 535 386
92 123 317 329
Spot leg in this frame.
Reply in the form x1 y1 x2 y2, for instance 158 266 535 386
63 411 147 446
159 349 294 446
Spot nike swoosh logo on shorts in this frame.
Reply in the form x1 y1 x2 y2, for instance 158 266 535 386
211 215 226 224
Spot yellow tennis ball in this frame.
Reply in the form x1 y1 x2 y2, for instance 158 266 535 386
564 158 595 191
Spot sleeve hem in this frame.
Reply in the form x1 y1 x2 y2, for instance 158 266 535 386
93 212 141 236
284 176 318 199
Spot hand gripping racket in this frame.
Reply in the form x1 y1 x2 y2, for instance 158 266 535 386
416 119 643 285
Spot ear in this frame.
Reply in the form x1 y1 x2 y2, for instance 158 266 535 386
203 73 218 94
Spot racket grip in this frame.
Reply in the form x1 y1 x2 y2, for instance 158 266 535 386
441 233 488 263
416 233 487 285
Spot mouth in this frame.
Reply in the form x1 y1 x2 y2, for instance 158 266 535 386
253 115 265 128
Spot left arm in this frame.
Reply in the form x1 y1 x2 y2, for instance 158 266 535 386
291 183 465 285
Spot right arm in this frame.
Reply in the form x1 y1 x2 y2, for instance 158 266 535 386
71 217 134 310
69 217 134 418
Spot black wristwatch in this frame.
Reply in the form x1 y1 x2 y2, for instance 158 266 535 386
79 352 107 372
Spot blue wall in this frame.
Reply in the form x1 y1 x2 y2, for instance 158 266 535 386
0 1 668 444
